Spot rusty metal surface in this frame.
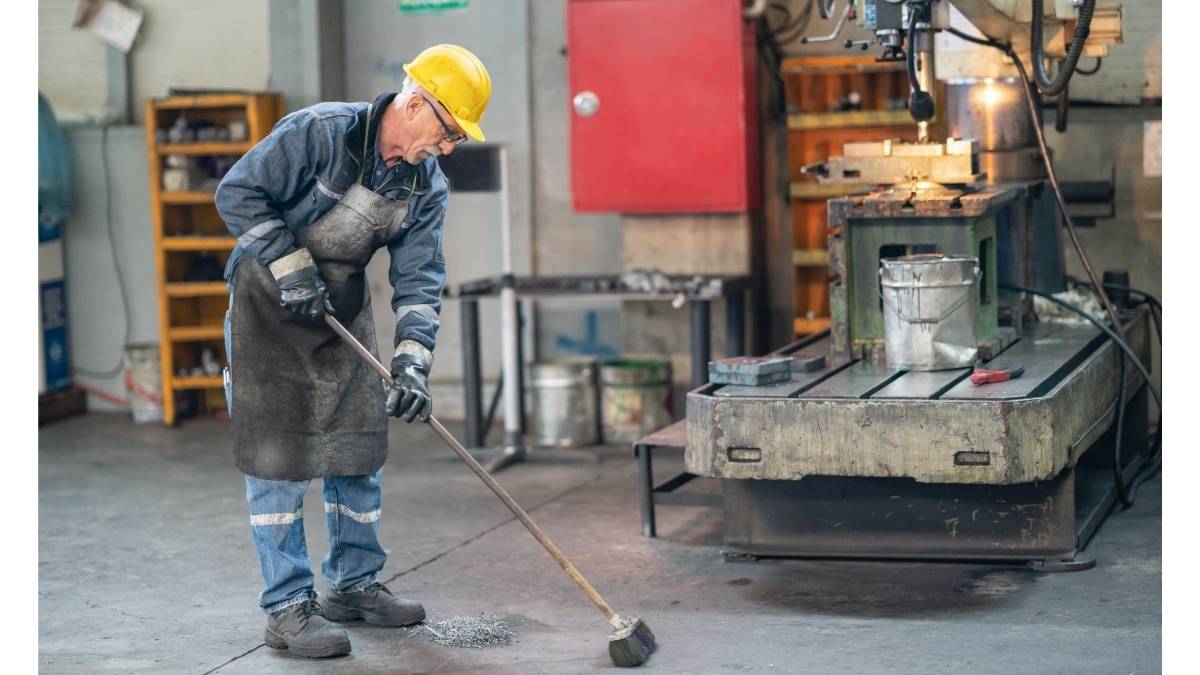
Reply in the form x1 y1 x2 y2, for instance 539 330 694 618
720 471 1077 560
828 185 1021 220
825 187 1019 361
718 390 1151 562
685 309 1151 485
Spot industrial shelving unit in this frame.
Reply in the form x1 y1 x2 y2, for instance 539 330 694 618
781 55 938 338
144 92 283 425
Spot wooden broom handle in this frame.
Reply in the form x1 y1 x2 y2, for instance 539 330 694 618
323 315 623 628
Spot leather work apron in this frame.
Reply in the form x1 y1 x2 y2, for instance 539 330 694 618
227 105 415 480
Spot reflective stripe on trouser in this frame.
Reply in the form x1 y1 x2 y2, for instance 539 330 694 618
245 468 388 613
321 469 387 593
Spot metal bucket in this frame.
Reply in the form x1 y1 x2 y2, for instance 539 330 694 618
123 344 163 424
880 254 981 371
531 359 599 447
599 359 672 444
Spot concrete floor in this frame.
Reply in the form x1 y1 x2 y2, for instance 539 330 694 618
40 413 1161 674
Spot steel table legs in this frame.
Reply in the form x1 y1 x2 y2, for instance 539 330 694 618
635 442 657 538
726 291 746 357
460 298 484 448
690 299 711 388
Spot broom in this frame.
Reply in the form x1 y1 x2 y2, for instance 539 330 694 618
324 314 656 667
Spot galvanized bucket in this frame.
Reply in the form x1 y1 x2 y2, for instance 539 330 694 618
599 359 672 444
879 254 981 370
531 359 599 447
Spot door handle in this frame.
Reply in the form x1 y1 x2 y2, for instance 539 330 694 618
572 91 599 117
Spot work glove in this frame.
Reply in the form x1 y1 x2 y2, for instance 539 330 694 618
268 248 334 322
386 354 433 423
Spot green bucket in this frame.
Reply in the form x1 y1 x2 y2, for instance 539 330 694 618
599 359 672 444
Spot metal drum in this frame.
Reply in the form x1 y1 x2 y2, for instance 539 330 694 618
599 359 672 444
531 359 599 447
879 254 981 371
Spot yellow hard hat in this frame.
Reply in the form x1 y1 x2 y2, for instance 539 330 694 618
403 44 491 142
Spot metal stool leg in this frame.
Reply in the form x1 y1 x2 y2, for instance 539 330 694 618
461 298 483 448
727 291 746 357
690 300 711 389
636 442 657 537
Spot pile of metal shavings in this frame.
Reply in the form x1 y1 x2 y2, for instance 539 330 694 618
421 614 518 649
1034 287 1105 326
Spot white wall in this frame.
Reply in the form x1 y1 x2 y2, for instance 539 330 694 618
129 0 271 120
40 0 270 410
38 0 272 122
61 126 160 410
38 0 110 122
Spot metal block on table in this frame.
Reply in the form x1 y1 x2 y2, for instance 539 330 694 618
708 356 792 386
789 355 826 373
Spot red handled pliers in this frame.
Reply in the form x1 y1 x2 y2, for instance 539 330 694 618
970 365 1025 385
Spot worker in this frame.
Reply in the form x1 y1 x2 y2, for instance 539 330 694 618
215 44 491 658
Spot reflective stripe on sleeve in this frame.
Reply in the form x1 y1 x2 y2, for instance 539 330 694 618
395 303 440 326
237 218 286 248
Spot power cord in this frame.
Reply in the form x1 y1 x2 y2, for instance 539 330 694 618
72 122 134 380
1002 283 1161 508
1067 279 1161 344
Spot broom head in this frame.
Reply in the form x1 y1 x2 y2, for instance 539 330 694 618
608 616 656 667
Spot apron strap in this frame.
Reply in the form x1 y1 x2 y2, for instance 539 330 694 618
357 104 373 186
357 101 420 200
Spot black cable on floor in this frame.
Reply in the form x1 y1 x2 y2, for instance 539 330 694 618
1113 349 1131 508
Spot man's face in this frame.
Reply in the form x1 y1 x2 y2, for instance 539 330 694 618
381 94 466 167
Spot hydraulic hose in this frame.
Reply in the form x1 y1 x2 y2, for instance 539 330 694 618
1113 350 1131 508
1031 0 1096 96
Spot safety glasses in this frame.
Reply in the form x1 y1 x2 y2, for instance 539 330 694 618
422 96 469 146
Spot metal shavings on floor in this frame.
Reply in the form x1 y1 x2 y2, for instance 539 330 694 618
421 615 518 648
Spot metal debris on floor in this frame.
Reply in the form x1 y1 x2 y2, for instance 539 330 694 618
421 615 518 648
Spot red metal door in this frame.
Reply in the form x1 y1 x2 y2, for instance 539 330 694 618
567 0 759 213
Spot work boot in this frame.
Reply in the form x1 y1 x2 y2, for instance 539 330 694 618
322 582 426 627
263 598 351 658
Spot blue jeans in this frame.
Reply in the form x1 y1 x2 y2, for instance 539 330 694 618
245 469 388 614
